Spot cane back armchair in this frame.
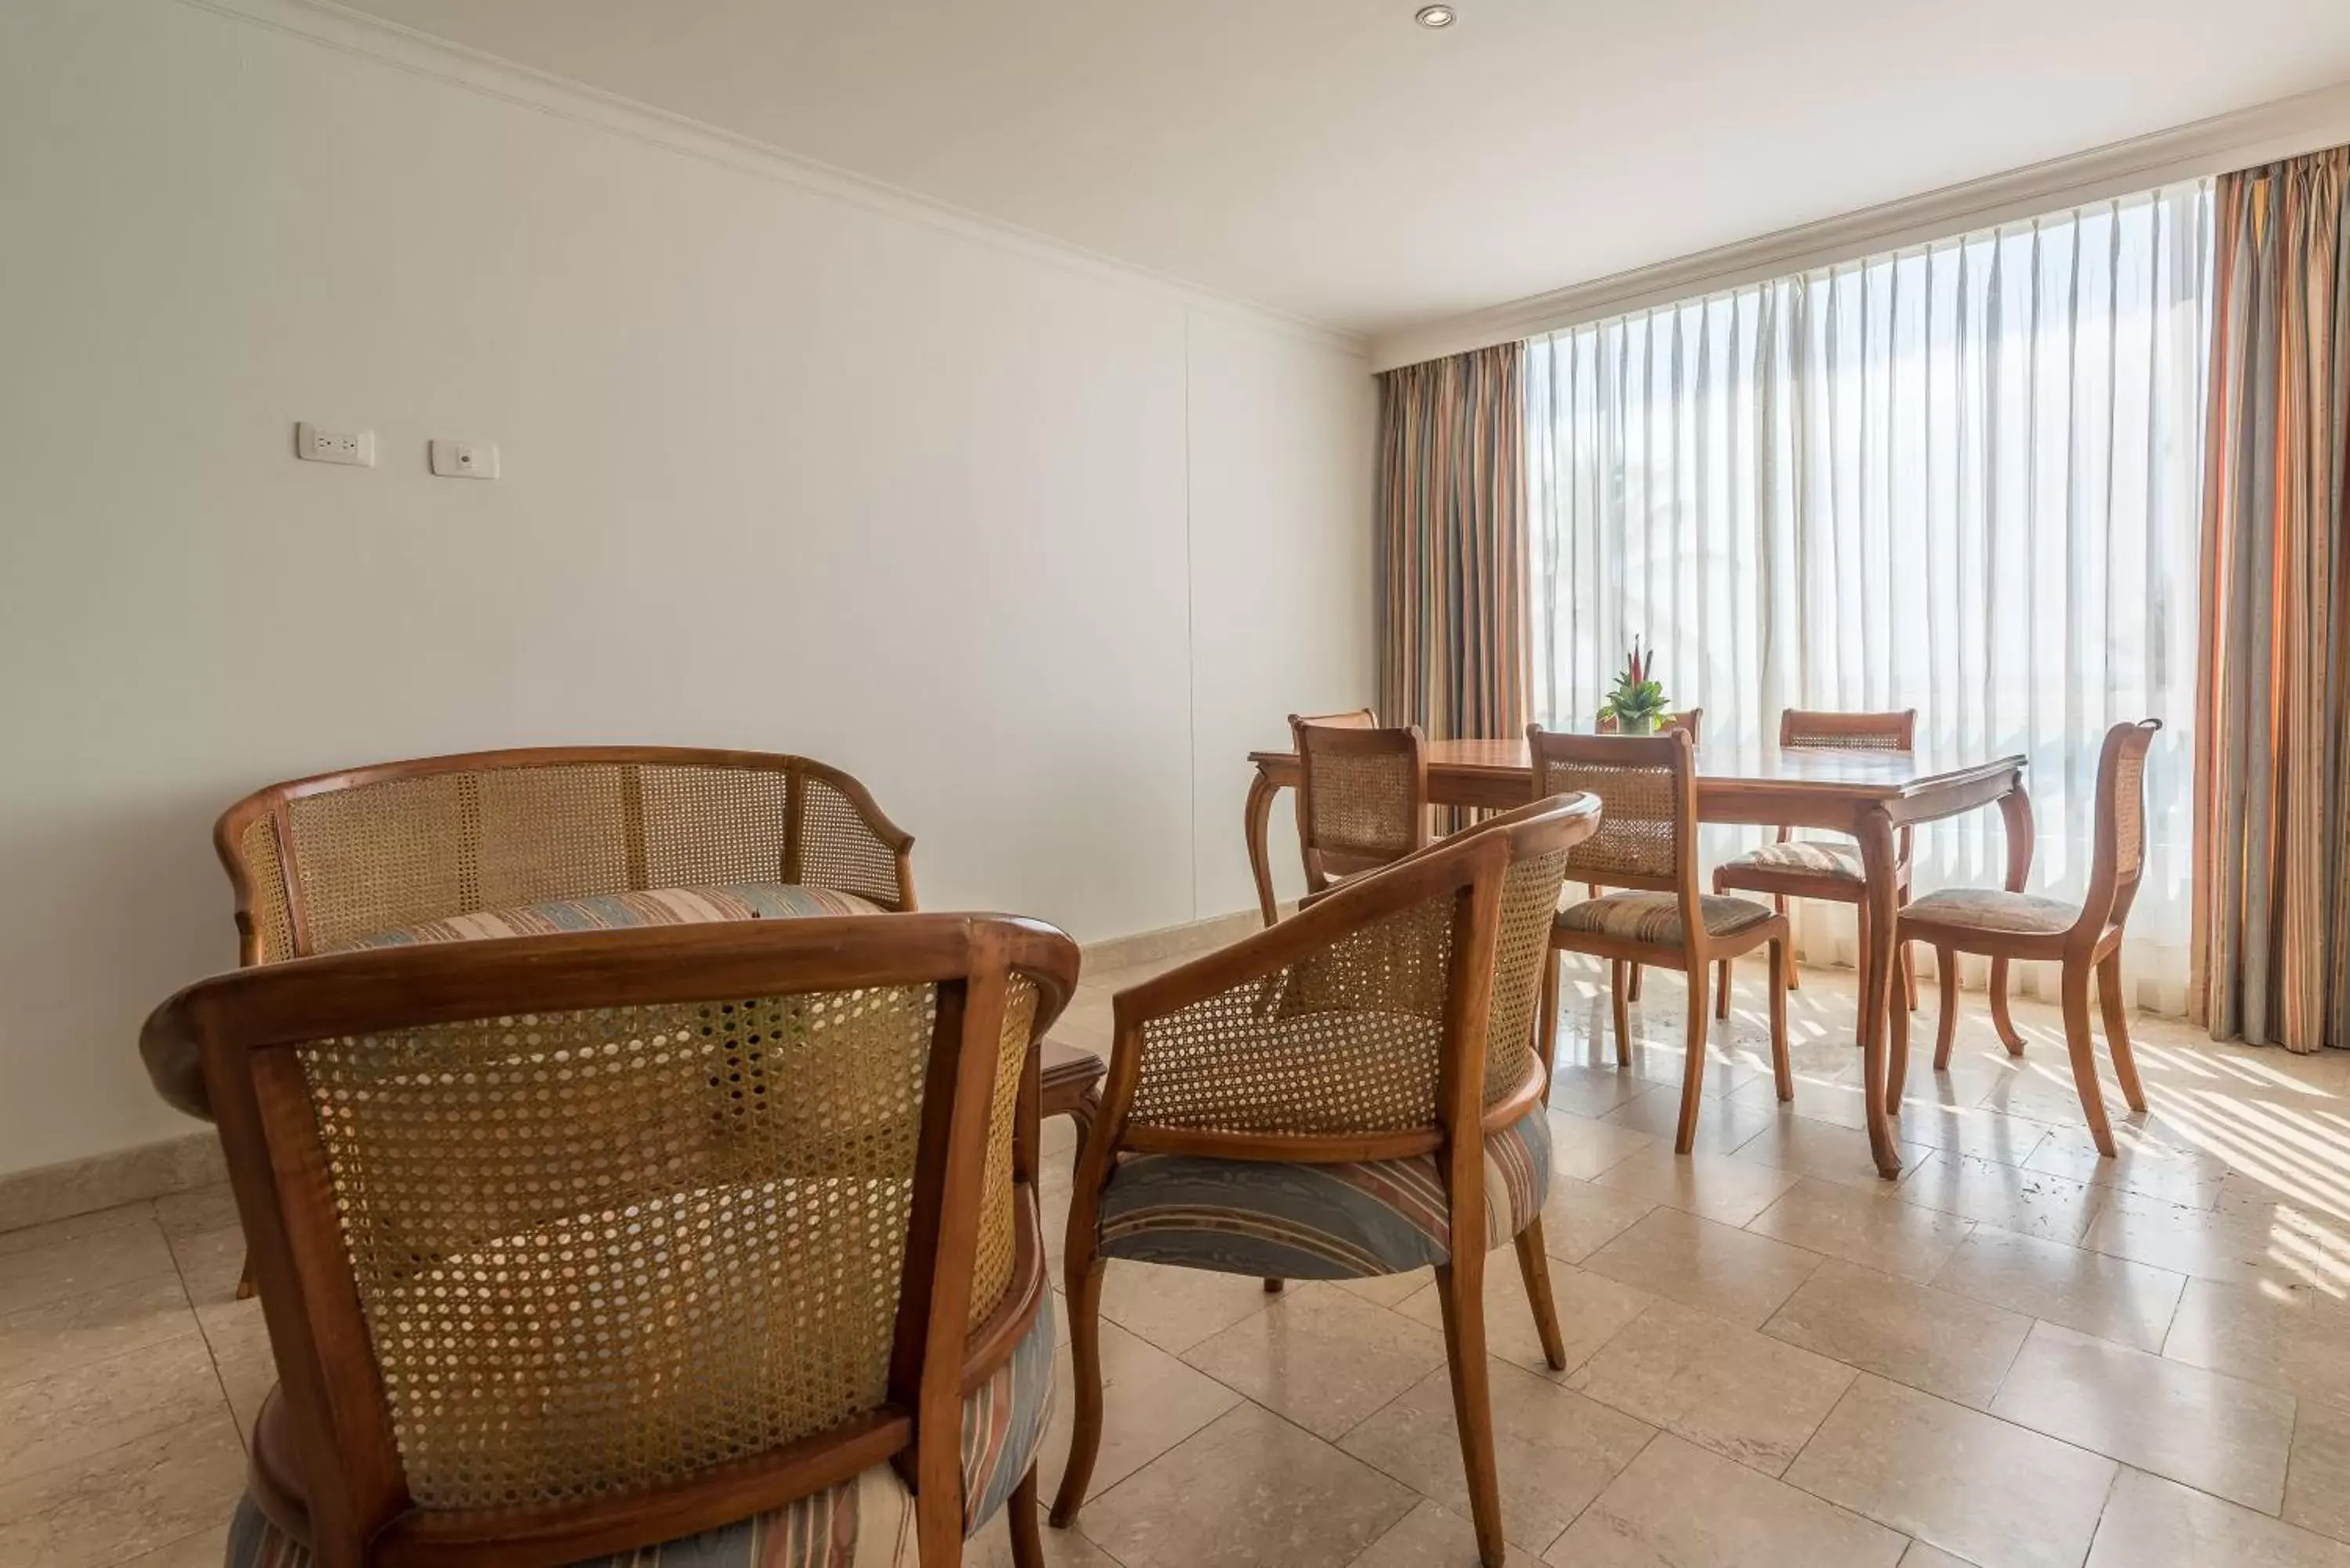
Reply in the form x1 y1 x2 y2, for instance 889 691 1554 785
1890 719 2160 1156
1051 793 1600 1568
1712 709 1920 1017
140 915 1077 1568
1531 728 1792 1154
1288 710 1430 894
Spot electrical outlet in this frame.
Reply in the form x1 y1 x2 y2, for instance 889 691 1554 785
295 422 374 467
429 439 500 480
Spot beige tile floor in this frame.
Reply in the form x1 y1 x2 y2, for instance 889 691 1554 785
9 956 2350 1566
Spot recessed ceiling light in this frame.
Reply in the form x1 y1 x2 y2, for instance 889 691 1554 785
1415 5 1457 27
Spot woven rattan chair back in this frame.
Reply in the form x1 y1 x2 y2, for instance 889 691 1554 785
1779 708 1916 751
143 916 1076 1566
1527 728 1696 898
215 746 917 963
1594 707 1703 743
1289 714 1430 889
2082 719 2162 934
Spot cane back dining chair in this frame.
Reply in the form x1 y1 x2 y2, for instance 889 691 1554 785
1889 719 2160 1156
1712 709 1920 1019
140 914 1077 1568
1589 710 1701 1003
1289 710 1430 894
1531 728 1792 1154
1050 794 1600 1568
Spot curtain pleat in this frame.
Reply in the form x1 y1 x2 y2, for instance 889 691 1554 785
1376 344 1531 741
1526 183 2211 1009
2193 147 2350 1053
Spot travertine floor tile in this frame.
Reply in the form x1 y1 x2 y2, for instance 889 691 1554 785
1548 1066 1661 1122
2025 1126 2227 1209
1544 1432 1905 1567
0 1331 228 1486
1183 1284 1445 1440
194 1299 273 1444
1763 1259 2030 1409
0 1219 177 1319
1098 1259 1281 1354
1340 1360 1654 1552
1085 1404 1416 1568
1344 1499 1484 1566
1582 1209 1822 1329
0 1272 193 1392
1896 1150 2105 1244
1334 1270 1435 1310
1566 1297 1855 1476
967 1505 1123 1567
1544 1109 1656 1177
1895 1545 1975 1567
1731 1118 1932 1194
1594 1146 1805 1228
1990 1321 2294 1510
0 1412 245 1567
124 1523 231 1566
2084 1466 2350 1568
1784 1375 2117 1568
0 1202 155 1261
1931 1224 2186 1353
1748 1178 1974 1284
2287 1397 2350 1545
1036 1316 1242 1504
1394 1258 1650 1381
1600 1084 1780 1158
1535 1176 1656 1264
2164 1280 2350 1406
2088 1190 2345 1292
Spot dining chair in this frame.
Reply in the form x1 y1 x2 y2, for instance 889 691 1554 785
143 913 1078 1568
1050 794 1599 1568
1531 728 1791 1154
1588 707 1700 1003
1888 719 2160 1156
1711 709 1919 1019
1289 710 1430 893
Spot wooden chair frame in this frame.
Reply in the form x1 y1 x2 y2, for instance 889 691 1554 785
1712 709 1919 1017
1288 712 1430 891
1590 709 1699 1003
1050 795 1600 1568
1889 720 2160 1155
1531 728 1792 1155
140 916 1076 1568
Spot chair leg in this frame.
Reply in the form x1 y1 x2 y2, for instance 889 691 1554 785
237 1252 257 1302
1048 1255 1107 1527
1768 938 1791 1101
1263 1278 1285 1294
2098 952 2149 1114
1714 957 1733 1020
1899 889 1920 1010
1777 895 1800 990
1673 977 1712 1154
1629 963 1645 1002
1434 1259 1506 1568
1538 950 1561 1103
1513 1218 1569 1371
1887 941 1911 1114
1610 960 1631 1065
1988 957 2026 1055
1932 945 1961 1071
2061 961 2117 1158
1009 1465 1046 1568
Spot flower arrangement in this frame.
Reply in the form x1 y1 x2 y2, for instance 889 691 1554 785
1601 638 1672 734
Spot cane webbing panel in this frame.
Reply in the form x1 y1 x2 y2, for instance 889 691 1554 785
236 818 298 965
1300 742 1420 862
637 765 793 889
2113 751 2146 880
971 977 1039 1331
799 772 906 909
1484 848 1569 1107
295 985 938 1511
285 774 486 954
1537 759 1679 883
1781 714 1909 751
1126 893 1456 1138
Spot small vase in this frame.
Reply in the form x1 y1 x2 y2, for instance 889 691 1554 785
1618 713 1656 735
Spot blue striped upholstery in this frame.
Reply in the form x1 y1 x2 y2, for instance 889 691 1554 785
1094 1107 1551 1279
223 1293 1054 1568
325 881 882 952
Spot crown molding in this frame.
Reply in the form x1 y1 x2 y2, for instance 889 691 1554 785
1371 79 2350 372
173 0 1371 360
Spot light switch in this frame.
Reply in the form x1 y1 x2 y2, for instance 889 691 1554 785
430 439 499 479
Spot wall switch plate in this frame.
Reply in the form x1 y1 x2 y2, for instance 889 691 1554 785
429 439 499 479
295 422 374 466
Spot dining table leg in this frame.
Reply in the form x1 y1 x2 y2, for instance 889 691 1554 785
1244 768 1281 927
1853 804 1904 1178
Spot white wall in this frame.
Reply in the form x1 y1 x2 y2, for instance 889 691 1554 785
0 0 1376 1176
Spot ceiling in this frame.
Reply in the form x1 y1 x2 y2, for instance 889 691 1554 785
337 0 2350 340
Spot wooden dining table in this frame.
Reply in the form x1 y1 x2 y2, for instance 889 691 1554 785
1244 737 2033 1179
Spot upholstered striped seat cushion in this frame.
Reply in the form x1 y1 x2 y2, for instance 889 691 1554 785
326 881 882 952
1714 840 1865 880
1902 887 2081 936
1553 891 1773 947
1094 1106 1550 1279
223 1292 1054 1567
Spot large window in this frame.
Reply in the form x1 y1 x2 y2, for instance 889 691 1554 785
1526 181 2211 1003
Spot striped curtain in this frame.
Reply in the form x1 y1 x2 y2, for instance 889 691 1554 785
1376 343 1531 741
2193 146 2350 1053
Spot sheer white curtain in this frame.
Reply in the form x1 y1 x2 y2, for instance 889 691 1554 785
1527 181 2212 1010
